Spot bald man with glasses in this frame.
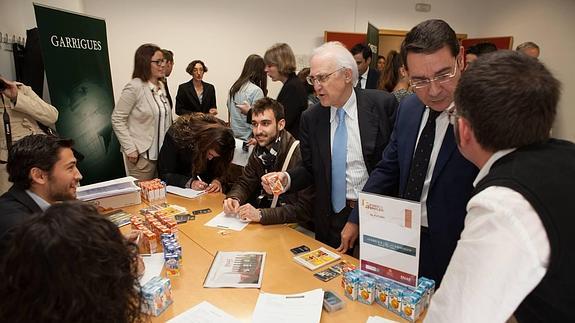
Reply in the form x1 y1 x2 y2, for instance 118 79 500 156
345 19 478 286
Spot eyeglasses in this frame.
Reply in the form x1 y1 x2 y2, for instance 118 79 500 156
409 62 458 89
151 59 167 66
306 67 345 85
446 105 459 125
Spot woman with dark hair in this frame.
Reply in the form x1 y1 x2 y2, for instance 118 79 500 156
227 54 267 141
158 113 235 192
175 60 217 116
378 50 413 103
112 43 173 180
0 201 146 323
297 67 320 107
263 43 307 139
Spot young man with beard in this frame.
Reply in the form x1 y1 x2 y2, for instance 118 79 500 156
223 97 313 229
0 134 83 239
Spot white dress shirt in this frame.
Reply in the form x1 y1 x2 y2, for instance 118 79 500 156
26 190 51 211
329 91 368 201
359 68 369 89
425 149 550 323
415 105 451 227
146 82 171 160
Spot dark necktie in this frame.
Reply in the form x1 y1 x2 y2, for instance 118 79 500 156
404 109 441 201
355 76 363 90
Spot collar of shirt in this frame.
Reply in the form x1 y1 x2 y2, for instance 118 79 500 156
148 81 165 95
330 90 357 124
25 190 51 211
473 148 516 186
361 68 369 80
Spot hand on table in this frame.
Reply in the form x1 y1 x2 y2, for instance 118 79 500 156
337 222 359 253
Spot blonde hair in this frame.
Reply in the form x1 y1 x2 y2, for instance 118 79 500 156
264 43 296 75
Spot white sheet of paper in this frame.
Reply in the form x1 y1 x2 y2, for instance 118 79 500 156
167 301 240 323
366 316 400 323
139 253 164 286
204 211 249 231
232 138 254 167
251 288 323 323
166 185 206 199
358 192 421 287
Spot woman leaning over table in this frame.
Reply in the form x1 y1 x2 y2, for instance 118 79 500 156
111 43 173 180
158 113 235 192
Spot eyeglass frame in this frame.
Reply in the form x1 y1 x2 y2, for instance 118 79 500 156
409 60 459 90
151 59 167 66
306 67 346 85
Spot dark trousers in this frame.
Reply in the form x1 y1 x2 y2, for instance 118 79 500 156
315 205 356 256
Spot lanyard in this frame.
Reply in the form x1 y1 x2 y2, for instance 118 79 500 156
1 95 12 155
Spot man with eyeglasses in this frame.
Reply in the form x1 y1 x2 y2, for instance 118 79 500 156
261 41 397 251
345 19 478 285
426 50 573 323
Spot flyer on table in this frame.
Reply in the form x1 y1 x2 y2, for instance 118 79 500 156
358 191 421 287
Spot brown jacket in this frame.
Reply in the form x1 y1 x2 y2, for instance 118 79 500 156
227 130 314 227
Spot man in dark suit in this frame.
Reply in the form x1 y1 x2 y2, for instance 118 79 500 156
262 41 397 250
344 19 479 285
0 134 82 239
161 49 174 108
351 43 380 89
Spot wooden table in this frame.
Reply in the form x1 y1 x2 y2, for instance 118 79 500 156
123 193 414 322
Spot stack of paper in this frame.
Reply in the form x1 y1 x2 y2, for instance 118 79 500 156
166 185 206 199
366 316 400 323
251 289 324 323
167 301 240 323
76 176 139 201
204 212 249 231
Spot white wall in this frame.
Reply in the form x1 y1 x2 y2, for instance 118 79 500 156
473 0 575 141
0 0 83 80
1 0 573 140
83 0 487 121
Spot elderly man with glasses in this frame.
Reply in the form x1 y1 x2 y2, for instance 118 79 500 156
262 41 397 252
345 19 479 286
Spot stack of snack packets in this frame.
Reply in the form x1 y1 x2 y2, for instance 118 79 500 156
138 179 166 205
161 233 182 276
141 276 173 316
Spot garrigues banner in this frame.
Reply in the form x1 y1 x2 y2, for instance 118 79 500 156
34 4 124 185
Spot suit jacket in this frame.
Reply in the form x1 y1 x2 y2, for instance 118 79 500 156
227 130 314 229
277 73 308 139
288 89 398 247
163 78 173 109
111 78 172 156
1 85 58 162
175 80 216 116
0 185 42 239
365 68 380 90
348 94 478 284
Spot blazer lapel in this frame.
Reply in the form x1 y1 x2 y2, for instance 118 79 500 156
317 107 332 188
398 104 425 195
430 125 457 189
143 83 157 113
188 81 200 107
356 90 378 171
11 187 43 213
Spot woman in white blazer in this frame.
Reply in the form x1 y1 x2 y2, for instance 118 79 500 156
111 43 173 180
